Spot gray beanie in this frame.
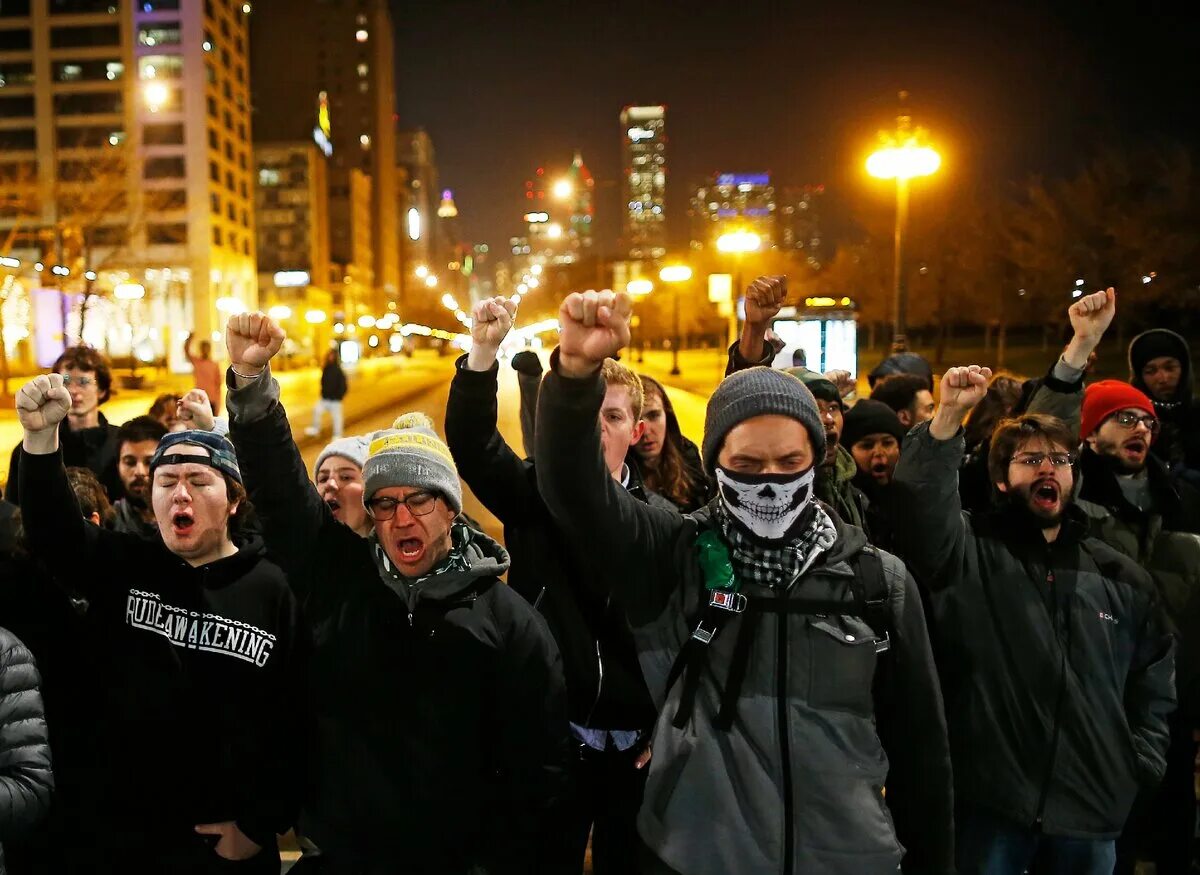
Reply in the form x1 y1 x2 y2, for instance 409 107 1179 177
362 412 463 512
702 367 826 475
315 435 371 476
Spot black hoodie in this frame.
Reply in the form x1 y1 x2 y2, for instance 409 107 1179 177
1129 328 1200 482
18 450 305 862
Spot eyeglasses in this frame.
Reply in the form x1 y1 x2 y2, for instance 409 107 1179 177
365 491 439 521
1108 411 1160 433
1010 452 1076 469
59 374 95 387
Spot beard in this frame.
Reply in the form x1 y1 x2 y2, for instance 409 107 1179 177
1092 435 1149 475
1002 480 1067 530
124 478 150 507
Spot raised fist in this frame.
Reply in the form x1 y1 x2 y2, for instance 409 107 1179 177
939 365 993 413
471 297 518 351
177 388 215 432
16 374 71 434
745 275 788 324
226 312 285 372
557 290 632 376
824 369 856 399
1068 287 1116 343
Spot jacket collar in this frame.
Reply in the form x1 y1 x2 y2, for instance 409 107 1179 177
1078 445 1179 520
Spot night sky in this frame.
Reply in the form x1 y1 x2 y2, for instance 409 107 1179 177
390 0 1198 257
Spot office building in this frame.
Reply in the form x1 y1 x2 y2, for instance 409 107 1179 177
689 172 776 250
620 105 667 260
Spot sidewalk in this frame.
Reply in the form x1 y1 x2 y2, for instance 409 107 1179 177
0 351 457 490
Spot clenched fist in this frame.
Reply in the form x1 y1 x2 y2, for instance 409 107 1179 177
471 297 518 351
744 275 788 325
177 388 215 432
939 365 993 413
16 374 71 435
226 312 285 374
557 290 633 377
1068 288 1116 344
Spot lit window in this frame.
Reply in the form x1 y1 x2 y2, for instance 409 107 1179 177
355 29 368 42
258 168 280 187
241 3 251 12
356 12 367 24
106 62 124 80
359 134 370 149
202 40 213 51
357 63 368 77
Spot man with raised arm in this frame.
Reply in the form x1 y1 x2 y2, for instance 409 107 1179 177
891 340 1175 871
534 290 953 875
222 312 569 874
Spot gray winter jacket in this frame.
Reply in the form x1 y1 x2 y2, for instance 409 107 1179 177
535 357 954 875
0 628 53 875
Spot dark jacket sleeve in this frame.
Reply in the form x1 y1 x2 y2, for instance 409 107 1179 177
226 365 349 601
1125 580 1177 786
534 353 690 626
479 591 571 874
724 339 774 377
873 557 955 874
0 632 53 842
4 442 21 505
891 423 973 591
444 357 540 526
18 448 128 596
1025 358 1086 439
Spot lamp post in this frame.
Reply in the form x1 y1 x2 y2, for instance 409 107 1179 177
866 95 940 349
627 278 653 363
659 265 692 376
716 230 761 351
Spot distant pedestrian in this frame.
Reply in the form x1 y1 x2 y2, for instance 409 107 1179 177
111 416 168 537
1128 328 1200 483
149 393 183 431
306 349 347 440
185 332 222 414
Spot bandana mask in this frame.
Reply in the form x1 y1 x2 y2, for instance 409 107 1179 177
715 466 817 543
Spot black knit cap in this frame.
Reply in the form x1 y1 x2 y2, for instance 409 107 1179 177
840 399 907 449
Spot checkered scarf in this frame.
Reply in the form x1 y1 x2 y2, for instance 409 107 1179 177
715 501 838 590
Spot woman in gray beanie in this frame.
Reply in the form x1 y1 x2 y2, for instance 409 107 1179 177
313 435 372 537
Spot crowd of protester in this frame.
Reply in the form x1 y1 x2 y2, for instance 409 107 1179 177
0 278 1197 875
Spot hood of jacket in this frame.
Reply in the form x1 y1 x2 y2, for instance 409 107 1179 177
1129 328 1193 407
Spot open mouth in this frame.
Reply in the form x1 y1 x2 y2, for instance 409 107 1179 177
1123 438 1147 455
397 538 425 564
1032 481 1060 510
171 510 195 536
325 498 342 515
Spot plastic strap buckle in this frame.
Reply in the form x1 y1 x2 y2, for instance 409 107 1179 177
709 590 747 613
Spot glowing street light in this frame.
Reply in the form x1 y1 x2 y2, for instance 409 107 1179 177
716 230 762 349
415 264 429 279
546 223 563 240
527 277 540 289
441 293 458 310
113 282 145 300
552 179 573 200
530 264 543 276
358 315 376 328
627 278 654 296
268 305 292 320
866 92 940 346
424 274 438 288
659 265 693 375
305 309 327 324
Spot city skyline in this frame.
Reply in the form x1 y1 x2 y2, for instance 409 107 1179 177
390 0 1200 257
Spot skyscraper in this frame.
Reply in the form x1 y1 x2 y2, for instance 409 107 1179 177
0 0 256 370
778 184 825 269
620 105 667 260
250 0 399 316
689 173 776 250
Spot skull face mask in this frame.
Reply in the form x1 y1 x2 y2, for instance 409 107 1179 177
715 466 817 543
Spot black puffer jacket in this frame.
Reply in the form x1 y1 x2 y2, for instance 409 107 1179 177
1129 328 1200 485
0 626 53 875
228 365 571 874
319 361 348 402
894 423 1176 838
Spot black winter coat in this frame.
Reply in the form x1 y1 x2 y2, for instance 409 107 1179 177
19 450 306 861
894 423 1177 838
0 627 53 875
4 414 121 505
446 357 666 731
1129 328 1200 486
227 365 571 874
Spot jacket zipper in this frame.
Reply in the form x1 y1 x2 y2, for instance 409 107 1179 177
777 605 794 875
1035 565 1067 828
582 597 611 728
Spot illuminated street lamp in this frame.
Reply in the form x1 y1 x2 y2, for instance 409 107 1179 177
867 93 941 347
552 179 573 200
441 293 458 311
627 278 654 296
415 264 429 279
716 230 761 350
268 305 292 320
546 223 563 240
659 265 693 376
424 274 438 288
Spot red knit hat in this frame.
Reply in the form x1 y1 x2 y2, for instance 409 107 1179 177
1080 380 1157 440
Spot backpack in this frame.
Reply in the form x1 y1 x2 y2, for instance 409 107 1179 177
664 535 891 732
